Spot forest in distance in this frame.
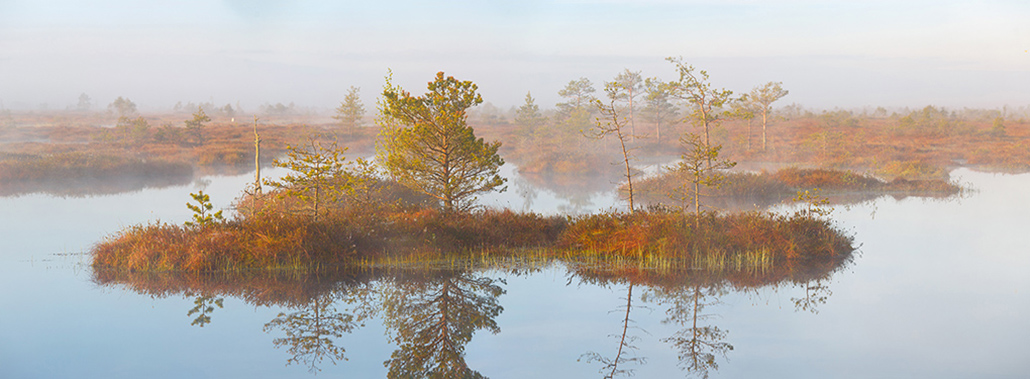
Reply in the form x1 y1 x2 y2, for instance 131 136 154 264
2 58 1029 196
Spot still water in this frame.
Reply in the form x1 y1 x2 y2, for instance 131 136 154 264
1 167 1028 378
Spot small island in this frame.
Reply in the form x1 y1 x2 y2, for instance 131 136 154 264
91 71 859 276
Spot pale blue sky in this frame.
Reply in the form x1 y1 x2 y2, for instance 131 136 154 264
0 0 1027 111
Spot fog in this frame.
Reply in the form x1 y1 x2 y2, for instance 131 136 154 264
1 0 1028 112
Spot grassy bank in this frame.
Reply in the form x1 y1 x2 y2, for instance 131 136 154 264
0 122 377 195
92 200 568 272
634 167 962 210
0 152 193 196
91 197 852 273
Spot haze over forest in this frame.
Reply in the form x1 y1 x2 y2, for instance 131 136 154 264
1 0 1028 112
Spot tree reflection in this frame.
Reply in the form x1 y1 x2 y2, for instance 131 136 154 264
579 283 647 378
262 290 361 373
93 249 854 377
566 253 850 379
519 170 617 214
379 270 505 379
651 283 732 379
513 176 539 213
186 293 223 327
792 278 831 314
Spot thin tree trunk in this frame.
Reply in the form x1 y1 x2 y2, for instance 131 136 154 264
656 119 661 142
609 283 634 379
628 90 635 143
620 129 634 213
746 118 752 151
694 171 701 229
254 116 261 193
313 185 320 222
762 109 768 151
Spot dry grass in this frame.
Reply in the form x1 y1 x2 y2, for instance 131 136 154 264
0 152 193 196
0 121 379 195
558 209 853 263
91 193 569 272
633 167 962 211
92 199 852 274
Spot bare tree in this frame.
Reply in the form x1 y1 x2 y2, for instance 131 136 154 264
591 81 638 213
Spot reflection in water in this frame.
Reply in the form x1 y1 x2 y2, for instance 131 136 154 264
93 266 505 377
381 270 504 378
263 291 361 373
0 173 195 198
650 284 732 379
518 169 621 214
94 250 852 377
569 250 852 378
187 293 223 327
792 279 831 314
579 283 647 378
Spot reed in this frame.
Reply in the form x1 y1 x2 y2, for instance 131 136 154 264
92 198 569 272
557 209 853 265
92 203 853 275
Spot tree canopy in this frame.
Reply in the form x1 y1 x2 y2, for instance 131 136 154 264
666 57 734 150
377 72 506 212
748 82 789 151
268 138 354 222
333 86 365 128
108 96 137 118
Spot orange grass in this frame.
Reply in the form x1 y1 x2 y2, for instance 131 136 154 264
558 209 853 263
91 200 570 272
92 202 852 273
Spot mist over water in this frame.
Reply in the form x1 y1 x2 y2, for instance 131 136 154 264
2 1 1029 377
1 1 1027 111
1 167 1028 377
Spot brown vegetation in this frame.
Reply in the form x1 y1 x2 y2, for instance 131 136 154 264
0 115 378 196
92 188 851 273
5 103 1025 198
92 186 568 272
486 105 1030 181
559 208 852 263
633 167 962 211
0 152 192 196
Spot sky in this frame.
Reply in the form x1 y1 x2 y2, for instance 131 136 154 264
0 0 1027 112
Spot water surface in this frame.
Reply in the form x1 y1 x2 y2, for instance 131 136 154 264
1 167 1028 378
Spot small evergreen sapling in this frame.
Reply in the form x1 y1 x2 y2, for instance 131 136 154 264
185 190 224 227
